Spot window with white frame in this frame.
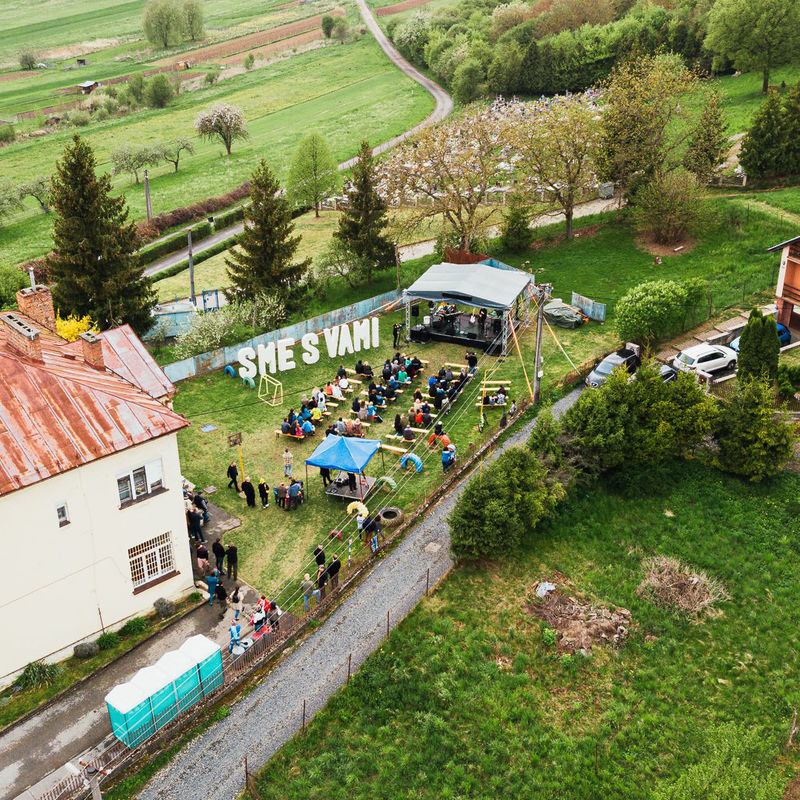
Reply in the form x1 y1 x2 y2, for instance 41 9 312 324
128 532 175 589
56 502 70 527
117 459 164 507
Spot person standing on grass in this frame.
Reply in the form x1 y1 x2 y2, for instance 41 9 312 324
317 563 328 600
314 543 326 569
227 461 239 492
283 448 293 477
393 322 401 348
327 554 341 590
301 573 320 612
206 570 219 605
258 478 270 509
287 479 300 511
277 483 287 509
226 542 238 580
212 537 225 573
241 477 256 508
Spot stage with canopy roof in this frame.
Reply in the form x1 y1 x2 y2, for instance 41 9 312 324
403 260 533 355
304 435 385 500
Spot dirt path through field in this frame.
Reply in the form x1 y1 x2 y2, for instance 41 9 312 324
154 9 344 66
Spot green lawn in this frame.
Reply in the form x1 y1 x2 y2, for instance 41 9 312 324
249 459 800 798
0 0 299 66
170 199 794 599
0 35 434 268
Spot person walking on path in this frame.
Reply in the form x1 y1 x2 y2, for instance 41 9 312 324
227 462 239 492
228 621 241 653
215 581 228 618
226 542 238 580
316 563 328 601
194 490 210 525
212 538 225 573
231 585 243 621
301 573 320 612
328 555 341 591
187 506 205 543
314 544 326 568
241 477 256 508
258 479 270 509
206 570 219 605
283 448 293 477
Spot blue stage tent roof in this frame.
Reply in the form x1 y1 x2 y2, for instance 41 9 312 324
304 435 382 474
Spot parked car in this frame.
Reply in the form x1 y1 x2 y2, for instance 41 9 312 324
659 364 678 382
586 347 641 388
729 322 791 351
673 343 737 374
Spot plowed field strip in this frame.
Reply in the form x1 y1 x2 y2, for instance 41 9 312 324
375 0 432 16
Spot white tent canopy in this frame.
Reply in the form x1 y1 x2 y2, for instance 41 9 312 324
404 262 531 311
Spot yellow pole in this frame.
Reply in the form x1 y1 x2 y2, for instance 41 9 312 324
238 442 244 483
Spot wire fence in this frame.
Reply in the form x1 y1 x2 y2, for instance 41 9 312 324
33 323 529 800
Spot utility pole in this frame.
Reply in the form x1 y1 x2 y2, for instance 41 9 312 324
394 243 401 289
144 170 153 221
188 229 196 306
85 766 103 800
532 294 544 403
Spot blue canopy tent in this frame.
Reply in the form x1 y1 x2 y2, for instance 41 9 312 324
304 435 385 499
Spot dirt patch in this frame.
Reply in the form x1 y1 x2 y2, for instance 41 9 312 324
376 0 433 16
43 39 124 60
637 556 729 617
636 234 697 257
216 29 325 66
155 9 344 66
527 578 631 653
784 773 800 800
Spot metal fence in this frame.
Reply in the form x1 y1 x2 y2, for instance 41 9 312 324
161 289 402 383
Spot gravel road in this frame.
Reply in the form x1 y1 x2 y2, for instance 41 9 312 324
138 387 582 800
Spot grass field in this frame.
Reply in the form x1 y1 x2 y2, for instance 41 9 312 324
169 199 794 599
0 35 434 268
248 458 800 798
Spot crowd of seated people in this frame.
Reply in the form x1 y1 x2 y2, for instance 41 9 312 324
325 415 366 438
427 364 471 410
482 385 508 406
280 407 316 439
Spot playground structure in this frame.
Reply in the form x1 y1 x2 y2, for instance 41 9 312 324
258 374 283 407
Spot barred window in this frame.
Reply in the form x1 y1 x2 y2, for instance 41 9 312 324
117 459 164 507
128 532 174 589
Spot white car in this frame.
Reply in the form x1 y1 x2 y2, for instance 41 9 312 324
672 343 737 374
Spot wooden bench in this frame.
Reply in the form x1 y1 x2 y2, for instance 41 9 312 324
275 430 305 440
481 380 512 385
381 444 408 455
475 402 508 409
445 362 468 370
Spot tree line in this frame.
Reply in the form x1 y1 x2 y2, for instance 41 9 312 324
389 0 800 105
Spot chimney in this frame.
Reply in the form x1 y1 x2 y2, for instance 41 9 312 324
79 331 105 370
16 285 56 333
1 313 43 361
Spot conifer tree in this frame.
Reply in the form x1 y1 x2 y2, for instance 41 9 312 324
739 90 787 177
683 90 728 183
225 159 310 309
333 140 394 283
737 308 780 382
48 135 156 335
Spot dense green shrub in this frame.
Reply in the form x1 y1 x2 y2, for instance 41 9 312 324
144 73 174 108
713 378 796 482
213 205 246 229
138 220 213 265
15 661 60 688
615 279 689 343
740 83 800 178
653 723 782 800
154 597 176 617
0 265 27 310
119 617 149 637
448 446 565 559
96 632 120 650
737 309 780 382
0 125 16 144
632 172 707 246
500 194 533 252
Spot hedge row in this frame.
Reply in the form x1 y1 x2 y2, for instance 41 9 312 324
135 182 251 242
138 221 213 266
212 205 246 230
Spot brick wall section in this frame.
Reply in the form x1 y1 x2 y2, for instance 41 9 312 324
0 314 43 361
16 286 56 333
79 332 105 370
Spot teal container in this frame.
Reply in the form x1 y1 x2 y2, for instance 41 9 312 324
105 683 155 747
156 651 201 712
179 634 223 696
130 666 178 731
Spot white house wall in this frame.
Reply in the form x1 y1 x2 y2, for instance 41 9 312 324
0 433 193 686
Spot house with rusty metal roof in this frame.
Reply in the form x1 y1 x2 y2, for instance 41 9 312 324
0 286 195 686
